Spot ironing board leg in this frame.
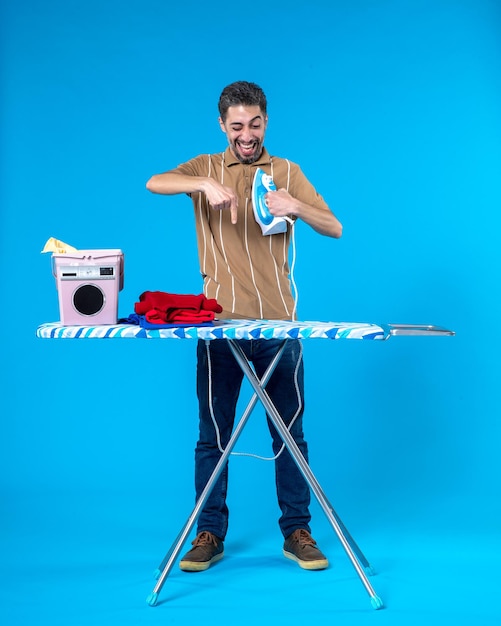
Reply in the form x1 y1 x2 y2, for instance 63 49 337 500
146 341 288 607
227 339 384 610
316 492 376 575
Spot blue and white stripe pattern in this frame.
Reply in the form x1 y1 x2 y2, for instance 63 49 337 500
36 320 386 340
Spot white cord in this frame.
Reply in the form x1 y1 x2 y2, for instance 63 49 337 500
206 339 303 461
286 217 299 320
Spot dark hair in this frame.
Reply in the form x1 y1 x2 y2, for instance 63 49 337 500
218 81 267 122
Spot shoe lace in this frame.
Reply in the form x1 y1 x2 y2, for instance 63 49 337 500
293 529 316 546
192 531 218 547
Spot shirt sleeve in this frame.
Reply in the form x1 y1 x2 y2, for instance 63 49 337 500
287 162 330 212
170 154 209 177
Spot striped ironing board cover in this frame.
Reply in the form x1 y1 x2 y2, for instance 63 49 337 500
36 320 387 340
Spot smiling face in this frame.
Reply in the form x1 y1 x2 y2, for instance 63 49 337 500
219 105 268 164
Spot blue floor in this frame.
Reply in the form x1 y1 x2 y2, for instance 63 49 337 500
2 488 499 626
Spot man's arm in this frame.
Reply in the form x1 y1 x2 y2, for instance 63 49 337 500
146 171 238 224
265 188 343 238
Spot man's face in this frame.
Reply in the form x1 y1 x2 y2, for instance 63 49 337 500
219 105 268 164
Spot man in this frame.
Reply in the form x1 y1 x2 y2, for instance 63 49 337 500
146 81 342 573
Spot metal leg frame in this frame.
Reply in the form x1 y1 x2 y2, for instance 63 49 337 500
147 339 383 610
227 340 383 610
146 341 288 607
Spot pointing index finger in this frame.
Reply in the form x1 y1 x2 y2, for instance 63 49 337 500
230 196 238 224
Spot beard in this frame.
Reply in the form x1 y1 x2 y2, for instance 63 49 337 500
231 139 264 164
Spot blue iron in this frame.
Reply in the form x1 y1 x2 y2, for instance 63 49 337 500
252 168 287 235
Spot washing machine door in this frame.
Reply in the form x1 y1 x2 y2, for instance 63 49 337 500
73 283 105 316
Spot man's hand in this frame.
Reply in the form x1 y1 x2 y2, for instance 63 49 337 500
264 188 296 217
146 172 239 225
265 188 342 238
201 179 238 224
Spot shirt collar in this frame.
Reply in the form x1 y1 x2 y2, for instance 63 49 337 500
224 146 272 167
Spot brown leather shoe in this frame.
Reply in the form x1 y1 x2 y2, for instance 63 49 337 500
179 531 224 572
283 529 329 570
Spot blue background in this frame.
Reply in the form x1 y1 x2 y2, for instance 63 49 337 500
1 1 500 624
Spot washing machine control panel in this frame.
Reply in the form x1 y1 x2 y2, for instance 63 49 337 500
58 265 117 280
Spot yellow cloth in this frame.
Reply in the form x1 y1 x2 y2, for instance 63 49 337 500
41 237 78 254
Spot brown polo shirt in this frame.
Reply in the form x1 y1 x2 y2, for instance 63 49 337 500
172 147 330 320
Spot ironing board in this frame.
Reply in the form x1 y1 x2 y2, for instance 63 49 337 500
36 319 454 610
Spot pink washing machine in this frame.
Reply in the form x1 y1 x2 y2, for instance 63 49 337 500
52 249 124 325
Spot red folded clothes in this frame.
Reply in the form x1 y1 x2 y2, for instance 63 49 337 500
134 291 223 325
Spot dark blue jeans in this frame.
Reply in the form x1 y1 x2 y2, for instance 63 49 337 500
195 338 311 540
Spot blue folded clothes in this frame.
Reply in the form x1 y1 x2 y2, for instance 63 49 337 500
120 313 214 329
